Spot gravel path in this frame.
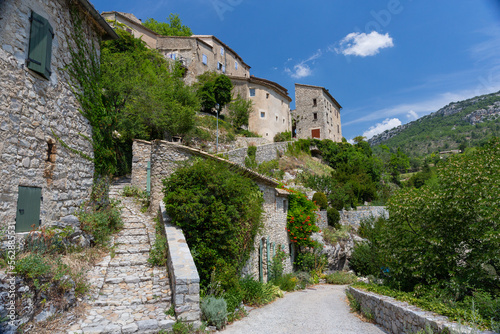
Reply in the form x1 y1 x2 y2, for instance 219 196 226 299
222 284 388 334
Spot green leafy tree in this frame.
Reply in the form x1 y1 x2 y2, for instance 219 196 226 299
101 29 199 140
227 93 252 129
382 139 500 294
196 72 233 113
143 14 192 36
163 159 264 286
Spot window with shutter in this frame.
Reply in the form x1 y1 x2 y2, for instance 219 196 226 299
27 11 54 80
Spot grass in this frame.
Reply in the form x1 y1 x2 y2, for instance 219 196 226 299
324 271 358 285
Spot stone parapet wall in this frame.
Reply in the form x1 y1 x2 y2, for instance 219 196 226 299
159 203 201 326
224 141 293 166
340 206 388 228
131 140 152 192
347 287 495 334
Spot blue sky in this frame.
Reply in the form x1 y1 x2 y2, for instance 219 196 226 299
91 0 500 141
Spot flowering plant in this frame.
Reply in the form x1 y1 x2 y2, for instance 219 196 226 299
285 189 320 247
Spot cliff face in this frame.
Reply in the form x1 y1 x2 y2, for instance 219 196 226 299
368 91 500 147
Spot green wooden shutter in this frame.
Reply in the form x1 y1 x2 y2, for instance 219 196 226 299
16 186 42 233
27 11 53 79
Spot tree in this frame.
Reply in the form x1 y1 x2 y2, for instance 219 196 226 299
101 29 199 140
382 139 500 294
196 72 233 113
143 14 192 36
227 93 252 129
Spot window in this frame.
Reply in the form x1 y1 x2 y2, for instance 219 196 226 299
249 88 256 97
168 53 177 60
202 54 207 65
276 116 278 122
235 61 238 70
222 65 226 73
313 98 317 107
266 93 270 99
337 124 340 133
221 47 224 56
283 199 287 213
217 62 223 70
283 119 285 124
260 111 265 118
313 112 318 120
27 11 54 79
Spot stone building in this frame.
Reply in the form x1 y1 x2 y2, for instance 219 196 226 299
101 11 158 49
230 76 292 140
156 35 251 85
132 139 293 281
0 0 117 233
294 83 342 141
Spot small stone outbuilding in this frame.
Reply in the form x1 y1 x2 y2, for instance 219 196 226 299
0 0 117 234
132 139 293 281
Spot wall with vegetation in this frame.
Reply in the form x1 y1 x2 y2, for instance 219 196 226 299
224 141 292 166
348 287 493 334
0 0 98 230
339 206 388 228
131 140 151 191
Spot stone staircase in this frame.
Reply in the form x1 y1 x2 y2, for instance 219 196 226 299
68 179 174 334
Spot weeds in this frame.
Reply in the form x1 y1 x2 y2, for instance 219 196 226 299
324 271 358 285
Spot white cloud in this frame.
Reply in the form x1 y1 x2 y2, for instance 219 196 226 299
286 63 312 79
362 118 402 139
285 49 322 79
407 110 418 120
335 31 394 57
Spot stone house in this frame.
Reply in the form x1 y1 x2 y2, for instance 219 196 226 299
101 11 158 49
132 139 293 281
0 0 117 234
294 83 342 141
230 76 292 140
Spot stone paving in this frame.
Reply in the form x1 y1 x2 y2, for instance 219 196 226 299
67 179 174 334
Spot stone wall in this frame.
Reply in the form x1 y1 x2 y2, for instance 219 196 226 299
347 287 495 334
158 203 201 326
340 206 388 228
224 141 293 166
316 210 328 230
0 0 105 232
131 140 151 192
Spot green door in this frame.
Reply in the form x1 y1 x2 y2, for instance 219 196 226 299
16 186 42 233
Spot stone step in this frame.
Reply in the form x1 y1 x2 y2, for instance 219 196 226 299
116 228 147 237
76 318 175 334
115 247 150 254
115 235 149 244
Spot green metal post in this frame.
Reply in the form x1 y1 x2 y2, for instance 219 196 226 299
259 239 263 282
147 161 151 197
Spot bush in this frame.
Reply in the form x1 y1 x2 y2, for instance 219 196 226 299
326 208 340 229
325 271 358 285
294 248 327 273
163 159 264 287
244 145 258 169
201 296 228 329
78 200 123 246
274 131 292 142
312 192 328 210
286 189 320 247
322 225 351 245
148 218 168 266
239 276 282 306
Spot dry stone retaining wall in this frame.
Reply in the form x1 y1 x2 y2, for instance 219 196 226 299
347 287 495 334
224 141 292 166
340 206 388 228
131 140 151 192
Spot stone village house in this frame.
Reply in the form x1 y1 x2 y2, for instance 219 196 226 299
132 139 294 281
0 0 117 235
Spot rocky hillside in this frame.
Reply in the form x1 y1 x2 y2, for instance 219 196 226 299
368 90 500 156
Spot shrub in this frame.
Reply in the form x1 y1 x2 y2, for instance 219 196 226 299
322 225 351 245
326 208 340 228
148 218 168 266
346 290 361 312
163 159 264 287
312 192 328 210
294 249 327 273
274 131 292 142
244 145 258 169
239 276 282 306
273 273 298 292
325 271 358 285
201 296 228 329
78 200 123 246
268 248 287 282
